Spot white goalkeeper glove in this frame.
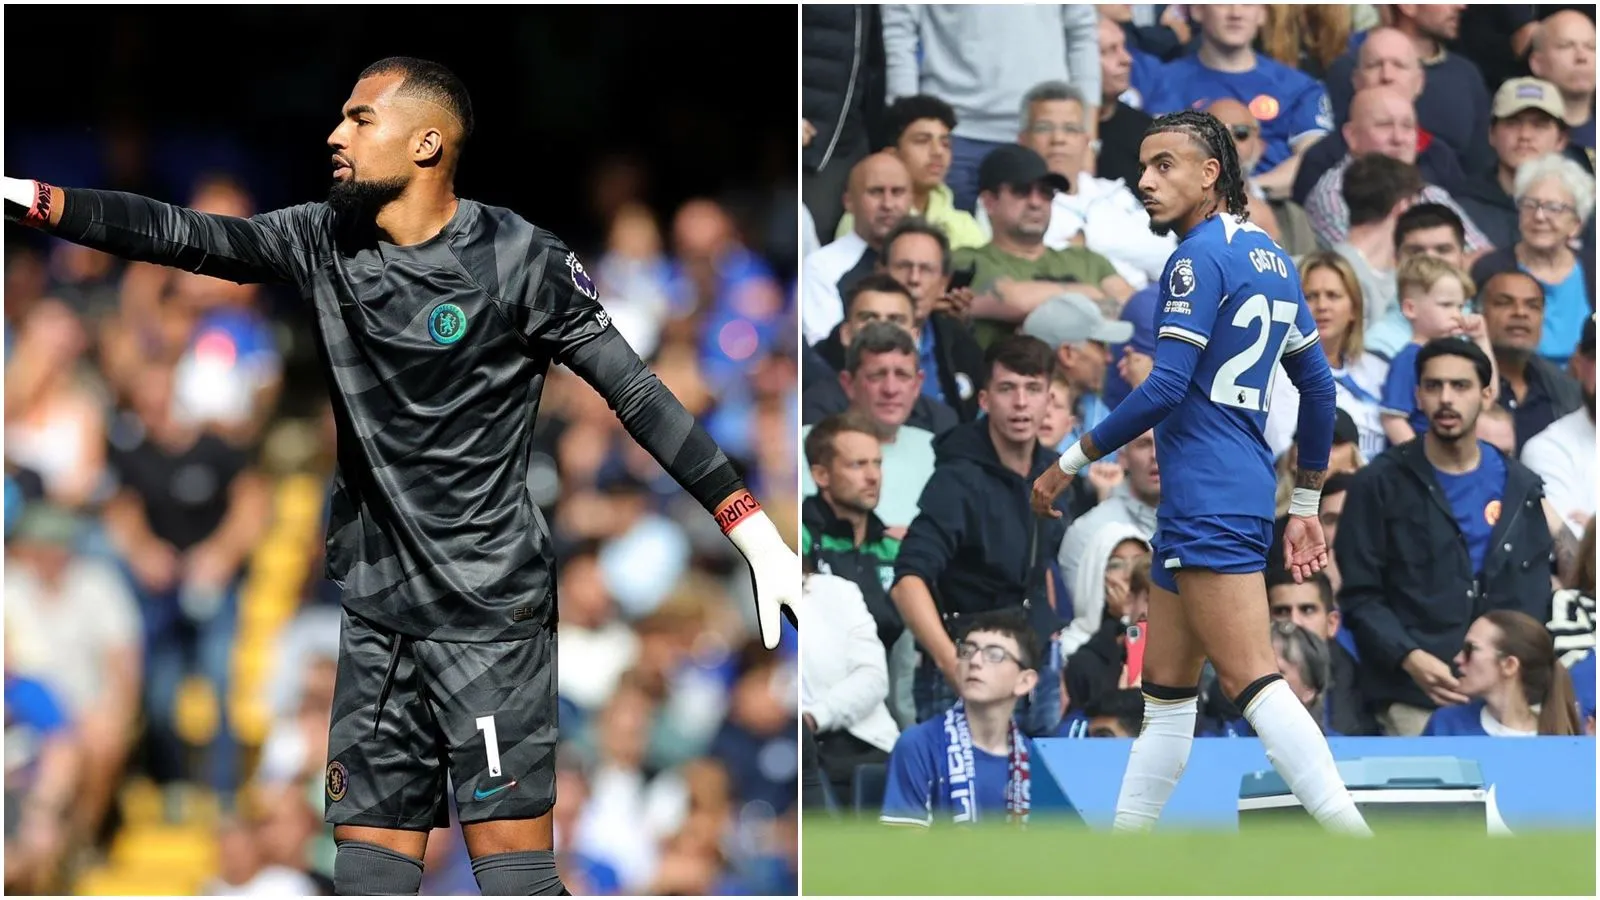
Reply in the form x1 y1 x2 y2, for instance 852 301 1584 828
718 491 799 651
4 177 51 226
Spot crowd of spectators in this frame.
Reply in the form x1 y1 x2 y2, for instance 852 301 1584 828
4 140 799 892
800 3 1596 825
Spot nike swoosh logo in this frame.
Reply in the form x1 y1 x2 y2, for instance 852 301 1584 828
473 780 517 801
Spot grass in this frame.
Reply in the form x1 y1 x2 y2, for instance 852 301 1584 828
801 817 1597 895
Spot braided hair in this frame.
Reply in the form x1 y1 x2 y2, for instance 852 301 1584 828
1144 110 1251 222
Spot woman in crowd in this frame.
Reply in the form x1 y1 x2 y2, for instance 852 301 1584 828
1423 610 1582 737
1471 153 1596 367
1265 252 1388 461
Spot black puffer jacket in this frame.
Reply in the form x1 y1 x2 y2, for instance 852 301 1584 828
1336 439 1556 711
803 4 884 174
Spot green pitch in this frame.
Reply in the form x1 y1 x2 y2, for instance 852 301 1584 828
802 818 1597 895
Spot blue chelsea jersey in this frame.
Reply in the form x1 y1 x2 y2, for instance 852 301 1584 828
1154 215 1319 522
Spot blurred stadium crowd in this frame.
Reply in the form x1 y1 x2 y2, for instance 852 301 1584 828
800 3 1597 821
4 143 799 894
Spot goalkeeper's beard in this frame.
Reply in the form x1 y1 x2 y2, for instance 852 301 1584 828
328 172 408 219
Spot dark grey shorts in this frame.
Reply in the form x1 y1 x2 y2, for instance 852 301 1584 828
323 609 557 830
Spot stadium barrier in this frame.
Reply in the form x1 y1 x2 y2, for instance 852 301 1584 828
1037 736 1596 830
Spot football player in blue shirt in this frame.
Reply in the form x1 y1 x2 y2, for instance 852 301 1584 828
1032 110 1371 836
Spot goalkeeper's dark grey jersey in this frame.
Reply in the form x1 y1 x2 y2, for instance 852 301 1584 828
54 190 742 641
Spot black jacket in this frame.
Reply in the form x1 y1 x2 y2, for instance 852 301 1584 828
892 421 1070 636
802 495 903 650
802 4 884 174
1336 439 1556 710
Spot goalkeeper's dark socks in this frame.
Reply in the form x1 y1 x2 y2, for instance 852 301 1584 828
333 839 424 895
1241 675 1373 836
471 849 565 896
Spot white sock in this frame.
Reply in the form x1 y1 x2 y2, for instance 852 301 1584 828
1112 692 1197 832
1243 678 1373 836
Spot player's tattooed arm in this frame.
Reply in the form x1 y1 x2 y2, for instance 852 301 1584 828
1294 469 1327 492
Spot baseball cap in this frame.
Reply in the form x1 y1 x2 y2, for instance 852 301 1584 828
977 144 1071 196
1022 293 1134 347
1491 77 1566 122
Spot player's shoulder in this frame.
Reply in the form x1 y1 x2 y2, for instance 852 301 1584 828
461 200 597 306
465 199 570 255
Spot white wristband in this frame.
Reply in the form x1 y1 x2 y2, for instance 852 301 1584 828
1057 442 1091 477
2 177 36 209
1288 487 1320 518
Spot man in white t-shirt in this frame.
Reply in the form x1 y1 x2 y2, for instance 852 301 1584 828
1522 316 1596 535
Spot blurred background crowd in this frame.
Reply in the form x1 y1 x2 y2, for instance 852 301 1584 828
5 6 798 896
800 2 1596 818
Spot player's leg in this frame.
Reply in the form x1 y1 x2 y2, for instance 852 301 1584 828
1112 550 1208 832
324 610 448 894
1173 518 1370 835
419 626 565 896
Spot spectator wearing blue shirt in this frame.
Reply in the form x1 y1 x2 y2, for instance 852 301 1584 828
1423 610 1583 736
1338 338 1573 736
1380 257 1487 447
1144 5 1331 200
880 609 1079 827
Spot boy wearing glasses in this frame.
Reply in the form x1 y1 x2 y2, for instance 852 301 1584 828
879 609 1078 827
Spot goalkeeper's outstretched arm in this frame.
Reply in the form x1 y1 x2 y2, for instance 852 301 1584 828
5 176 310 287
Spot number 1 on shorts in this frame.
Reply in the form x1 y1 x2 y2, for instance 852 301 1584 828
475 715 503 777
